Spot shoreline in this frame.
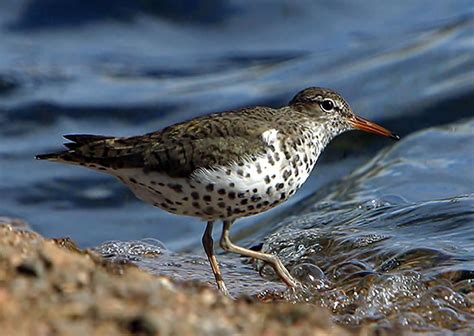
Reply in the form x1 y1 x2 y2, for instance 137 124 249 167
0 219 356 336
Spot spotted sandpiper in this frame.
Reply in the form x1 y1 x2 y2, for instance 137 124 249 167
37 87 399 295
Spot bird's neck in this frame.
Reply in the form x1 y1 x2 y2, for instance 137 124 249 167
305 118 348 146
283 119 349 167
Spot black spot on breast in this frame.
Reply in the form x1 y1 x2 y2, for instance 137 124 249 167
228 192 236 199
218 201 226 208
129 178 137 184
283 170 291 180
264 175 271 184
168 183 183 193
280 193 286 200
206 184 214 192
247 205 254 210
182 196 189 201
266 186 272 195
158 182 165 186
276 183 284 190
256 163 262 174
192 202 200 208
251 195 262 202
237 169 244 176
203 195 212 202
237 192 245 198
229 182 235 188
240 199 248 205
204 206 215 215
218 189 226 195
160 203 169 209
165 198 174 204
191 192 199 200
252 188 258 193
267 155 275 166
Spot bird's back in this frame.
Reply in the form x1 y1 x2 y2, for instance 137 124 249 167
36 106 287 177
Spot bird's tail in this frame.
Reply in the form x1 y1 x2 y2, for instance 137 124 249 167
35 134 113 168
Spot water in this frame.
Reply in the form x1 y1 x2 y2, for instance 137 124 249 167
0 1 473 333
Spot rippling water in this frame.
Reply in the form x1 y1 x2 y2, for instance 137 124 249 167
0 1 473 333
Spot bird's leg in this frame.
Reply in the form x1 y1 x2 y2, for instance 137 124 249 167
202 221 229 295
219 220 300 288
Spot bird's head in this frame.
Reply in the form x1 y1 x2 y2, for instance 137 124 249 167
289 87 399 140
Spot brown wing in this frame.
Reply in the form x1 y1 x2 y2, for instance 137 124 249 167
144 107 275 177
144 135 267 177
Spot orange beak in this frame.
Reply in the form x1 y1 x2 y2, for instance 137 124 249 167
349 115 400 140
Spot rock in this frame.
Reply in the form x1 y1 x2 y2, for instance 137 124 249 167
0 223 351 336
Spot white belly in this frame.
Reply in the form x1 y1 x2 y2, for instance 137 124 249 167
113 150 315 221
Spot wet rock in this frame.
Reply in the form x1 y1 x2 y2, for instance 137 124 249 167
0 222 350 336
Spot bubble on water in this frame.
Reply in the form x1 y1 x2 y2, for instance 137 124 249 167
357 198 390 210
355 271 427 317
425 285 469 309
394 312 427 329
94 238 167 261
422 306 466 330
290 263 329 290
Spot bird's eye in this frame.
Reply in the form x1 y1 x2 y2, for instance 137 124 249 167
320 99 334 112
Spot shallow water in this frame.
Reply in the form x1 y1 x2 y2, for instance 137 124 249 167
0 1 473 333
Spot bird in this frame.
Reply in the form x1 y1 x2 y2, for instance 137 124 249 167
36 87 399 295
